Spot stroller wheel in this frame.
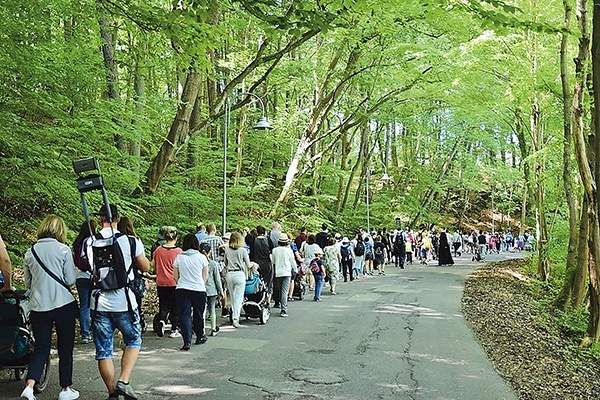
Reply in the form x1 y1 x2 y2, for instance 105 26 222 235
259 306 270 324
33 355 50 393
14 367 26 381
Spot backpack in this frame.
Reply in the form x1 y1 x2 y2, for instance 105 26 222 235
374 245 383 257
73 242 90 272
355 241 365 256
340 245 351 261
310 259 321 274
91 233 132 291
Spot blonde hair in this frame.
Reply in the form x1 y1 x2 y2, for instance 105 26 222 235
228 232 245 249
164 226 178 241
36 214 67 243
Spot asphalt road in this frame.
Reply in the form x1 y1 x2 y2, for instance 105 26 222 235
2 252 520 399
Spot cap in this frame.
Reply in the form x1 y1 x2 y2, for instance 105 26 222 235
95 204 118 219
200 242 212 253
342 237 349 243
222 232 231 240
278 233 290 244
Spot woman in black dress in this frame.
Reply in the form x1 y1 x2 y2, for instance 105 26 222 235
438 229 455 266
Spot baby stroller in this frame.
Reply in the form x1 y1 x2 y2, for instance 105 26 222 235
230 273 271 324
292 263 307 300
0 291 50 392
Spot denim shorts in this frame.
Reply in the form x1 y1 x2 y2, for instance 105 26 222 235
93 310 141 360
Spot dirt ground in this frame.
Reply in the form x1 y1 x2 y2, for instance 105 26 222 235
462 259 600 399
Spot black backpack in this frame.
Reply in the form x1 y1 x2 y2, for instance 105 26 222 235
355 241 365 256
91 233 132 291
340 245 351 261
374 244 383 257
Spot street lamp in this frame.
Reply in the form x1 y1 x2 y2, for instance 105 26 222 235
222 92 273 235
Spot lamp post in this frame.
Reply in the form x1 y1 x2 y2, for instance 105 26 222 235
366 167 371 233
222 92 273 235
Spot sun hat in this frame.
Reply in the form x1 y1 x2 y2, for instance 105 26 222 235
222 232 231 240
342 237 349 243
314 249 324 255
278 233 290 244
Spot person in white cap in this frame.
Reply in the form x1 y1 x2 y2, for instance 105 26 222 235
270 233 296 317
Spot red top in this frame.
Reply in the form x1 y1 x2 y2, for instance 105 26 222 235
153 245 182 287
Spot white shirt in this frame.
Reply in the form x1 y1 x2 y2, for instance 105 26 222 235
87 227 144 312
174 249 208 292
270 246 296 278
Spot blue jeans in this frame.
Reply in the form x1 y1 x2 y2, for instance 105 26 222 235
176 289 207 344
314 274 324 300
93 310 141 360
76 278 91 339
29 301 78 387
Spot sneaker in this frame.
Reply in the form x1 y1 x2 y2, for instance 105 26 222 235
20 386 35 400
181 342 191 351
58 387 80 400
195 335 208 345
381 272 385 276
157 320 165 337
232 320 245 328
280 311 288 317
114 381 138 400
210 326 219 336
221 309 230 317
331 291 337 295
169 329 181 338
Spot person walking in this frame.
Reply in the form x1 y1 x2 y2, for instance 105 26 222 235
117 217 147 333
152 226 182 338
174 234 209 350
21 215 80 400
87 205 150 400
224 232 250 328
252 225 273 294
201 242 223 336
300 234 321 291
340 237 354 282
72 220 97 344
271 233 296 317
323 238 340 294
310 250 325 301
438 229 455 266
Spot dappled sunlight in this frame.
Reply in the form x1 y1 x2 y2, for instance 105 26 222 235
152 385 215 395
412 352 467 365
376 303 450 319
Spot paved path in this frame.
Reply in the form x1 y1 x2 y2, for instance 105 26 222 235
2 252 521 399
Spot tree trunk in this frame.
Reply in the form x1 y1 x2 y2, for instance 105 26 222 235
97 3 125 152
145 71 202 193
580 0 600 346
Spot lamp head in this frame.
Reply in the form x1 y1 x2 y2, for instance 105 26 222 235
381 173 390 181
253 116 273 130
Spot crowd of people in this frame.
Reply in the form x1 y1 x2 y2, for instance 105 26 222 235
0 212 537 400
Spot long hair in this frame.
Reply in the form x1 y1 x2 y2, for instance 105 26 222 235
182 234 200 251
73 220 98 249
37 214 68 243
229 232 245 250
117 216 137 237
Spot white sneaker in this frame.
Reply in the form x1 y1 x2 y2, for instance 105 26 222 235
58 387 79 400
20 386 35 400
169 329 182 338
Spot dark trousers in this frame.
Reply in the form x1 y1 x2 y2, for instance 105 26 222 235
341 259 354 281
259 265 273 294
176 289 207 344
28 301 78 387
157 286 179 330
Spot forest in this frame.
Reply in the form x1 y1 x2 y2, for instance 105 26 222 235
3 0 600 349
